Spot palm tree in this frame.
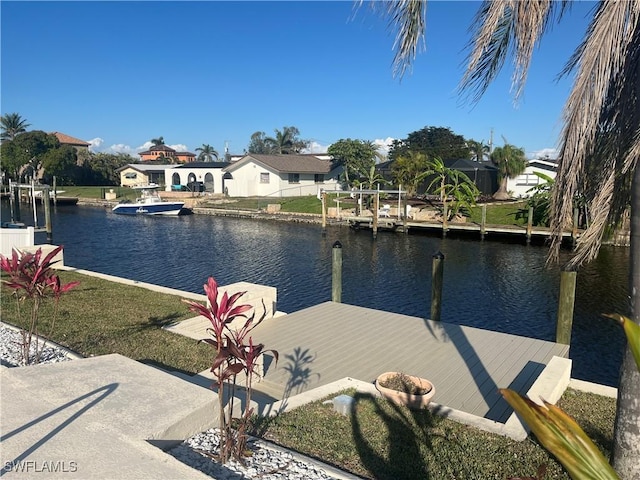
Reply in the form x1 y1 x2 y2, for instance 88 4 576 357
490 143 527 200
1 113 30 141
195 144 219 162
467 139 489 162
371 1 640 476
419 157 479 219
265 126 308 154
150 137 165 146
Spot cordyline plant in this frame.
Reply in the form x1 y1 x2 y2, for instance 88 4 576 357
183 277 278 463
504 314 640 480
0 246 79 366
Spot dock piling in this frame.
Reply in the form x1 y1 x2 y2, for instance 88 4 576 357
431 251 445 321
43 188 52 242
332 241 342 303
526 206 533 245
480 204 487 240
556 268 577 345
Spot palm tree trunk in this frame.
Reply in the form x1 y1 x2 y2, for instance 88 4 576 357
611 163 640 478
493 177 510 200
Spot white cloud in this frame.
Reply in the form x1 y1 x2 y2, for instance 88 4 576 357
303 141 329 154
169 144 188 152
529 148 558 160
87 137 103 151
107 144 137 155
372 137 396 160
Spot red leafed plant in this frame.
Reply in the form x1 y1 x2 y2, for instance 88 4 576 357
1 246 79 365
183 277 278 463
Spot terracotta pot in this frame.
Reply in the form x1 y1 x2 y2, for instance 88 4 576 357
375 372 435 410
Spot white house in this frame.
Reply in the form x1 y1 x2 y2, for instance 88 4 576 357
116 164 176 188
222 154 343 197
166 162 230 194
507 159 558 198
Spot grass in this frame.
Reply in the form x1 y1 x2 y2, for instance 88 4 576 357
252 388 615 479
0 269 617 479
0 270 211 374
468 201 529 226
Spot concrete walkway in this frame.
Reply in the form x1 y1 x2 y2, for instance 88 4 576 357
1 354 215 479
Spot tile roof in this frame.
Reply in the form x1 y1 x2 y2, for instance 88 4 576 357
230 154 336 174
51 132 90 146
174 162 230 169
116 163 176 172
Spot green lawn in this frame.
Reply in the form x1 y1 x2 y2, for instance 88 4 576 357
468 201 529 226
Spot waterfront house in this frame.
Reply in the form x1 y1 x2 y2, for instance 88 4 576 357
222 154 343 197
138 145 196 164
116 164 175 187
166 162 230 194
506 158 557 198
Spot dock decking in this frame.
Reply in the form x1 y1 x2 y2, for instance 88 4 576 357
346 215 578 242
167 302 570 426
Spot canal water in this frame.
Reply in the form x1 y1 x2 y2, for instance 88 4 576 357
1 201 630 387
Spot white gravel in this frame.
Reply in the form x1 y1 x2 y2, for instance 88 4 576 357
0 323 352 480
0 323 74 366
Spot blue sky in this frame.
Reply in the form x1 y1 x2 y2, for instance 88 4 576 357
1 1 595 160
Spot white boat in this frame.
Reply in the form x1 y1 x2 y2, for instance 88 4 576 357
111 185 185 216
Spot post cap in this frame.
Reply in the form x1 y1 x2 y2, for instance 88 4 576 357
333 240 342 249
433 251 444 259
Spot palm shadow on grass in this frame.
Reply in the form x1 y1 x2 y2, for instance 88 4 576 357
350 391 438 479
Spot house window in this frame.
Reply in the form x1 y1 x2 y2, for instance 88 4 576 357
314 174 325 183
124 173 137 179
288 173 300 184
260 172 270 184
516 174 540 186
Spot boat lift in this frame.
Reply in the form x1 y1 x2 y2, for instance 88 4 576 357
5 180 53 238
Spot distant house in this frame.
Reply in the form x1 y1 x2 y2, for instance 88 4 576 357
116 164 175 187
376 158 499 197
507 159 557 198
222 154 342 197
444 159 499 197
166 162 230 193
51 132 91 153
138 145 196 164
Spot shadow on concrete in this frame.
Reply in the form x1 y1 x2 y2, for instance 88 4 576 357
0 383 118 477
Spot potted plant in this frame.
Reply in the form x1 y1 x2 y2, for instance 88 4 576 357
375 372 435 410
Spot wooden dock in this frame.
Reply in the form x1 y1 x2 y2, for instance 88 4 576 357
346 215 578 243
167 302 570 426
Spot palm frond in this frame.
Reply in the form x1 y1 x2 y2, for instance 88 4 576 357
356 0 427 79
460 0 567 104
549 1 640 266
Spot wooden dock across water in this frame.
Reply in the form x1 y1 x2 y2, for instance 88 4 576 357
169 302 570 425
346 215 578 243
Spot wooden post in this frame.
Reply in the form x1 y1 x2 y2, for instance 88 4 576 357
43 188 52 242
402 187 408 234
442 202 448 238
332 241 342 303
321 190 327 231
53 176 58 205
372 192 379 240
556 268 577 345
10 182 21 222
431 251 444 321
480 204 487 240
526 206 534 244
